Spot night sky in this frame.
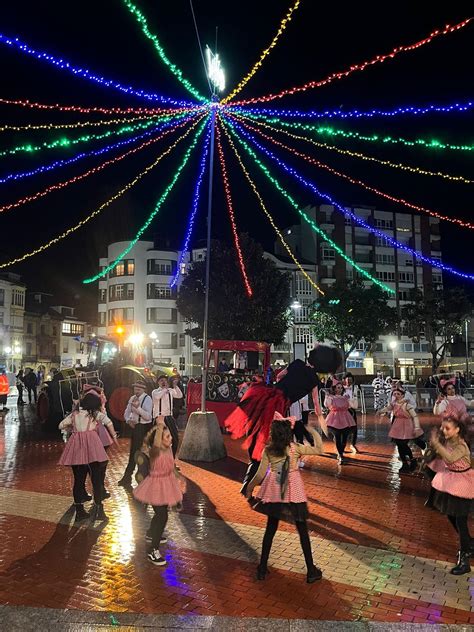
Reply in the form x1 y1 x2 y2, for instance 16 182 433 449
0 1 472 319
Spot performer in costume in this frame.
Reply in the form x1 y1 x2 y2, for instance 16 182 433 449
152 375 183 458
226 345 341 494
372 372 386 411
433 378 474 420
343 373 359 453
324 379 356 464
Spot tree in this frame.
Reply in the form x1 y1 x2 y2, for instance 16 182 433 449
176 235 291 346
308 281 398 368
402 286 472 372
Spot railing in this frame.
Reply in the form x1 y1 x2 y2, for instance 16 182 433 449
358 385 474 413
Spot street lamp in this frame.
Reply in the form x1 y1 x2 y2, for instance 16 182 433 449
465 319 470 380
290 299 302 360
388 340 398 377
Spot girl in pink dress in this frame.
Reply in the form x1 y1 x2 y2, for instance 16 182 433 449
246 415 324 583
324 380 356 465
133 422 184 566
59 391 117 522
429 417 473 575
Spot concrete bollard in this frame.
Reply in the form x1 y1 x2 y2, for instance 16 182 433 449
178 411 227 462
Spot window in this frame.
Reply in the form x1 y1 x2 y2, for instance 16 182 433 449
0 289 4 306
398 290 410 301
40 325 46 335
11 289 24 307
27 322 33 334
398 272 414 283
52 326 57 336
109 259 134 277
295 326 313 347
375 218 393 229
108 308 134 325
26 342 32 356
376 271 395 282
179 333 185 347
179 356 185 371
147 259 176 275
62 322 85 336
296 278 314 296
375 253 395 265
376 236 391 247
99 312 106 326
126 283 134 299
146 307 177 324
99 288 107 303
321 244 335 261
63 341 68 354
405 258 413 267
432 273 442 284
147 284 176 299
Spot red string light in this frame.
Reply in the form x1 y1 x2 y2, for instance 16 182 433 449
0 114 198 214
227 18 472 106
231 114 474 230
215 122 253 297
0 96 196 116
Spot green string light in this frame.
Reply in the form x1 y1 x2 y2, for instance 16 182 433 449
83 116 208 284
222 115 395 295
0 111 192 159
239 112 474 153
122 0 208 103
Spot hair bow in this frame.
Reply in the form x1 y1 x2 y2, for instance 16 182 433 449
273 411 297 427
440 377 456 388
331 377 342 386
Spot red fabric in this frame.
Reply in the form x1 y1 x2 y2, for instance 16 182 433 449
224 384 289 460
207 340 270 372
0 375 8 395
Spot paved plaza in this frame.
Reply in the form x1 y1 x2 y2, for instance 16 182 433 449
0 398 473 630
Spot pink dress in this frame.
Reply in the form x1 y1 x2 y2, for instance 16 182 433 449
133 448 183 507
59 413 108 466
257 446 307 504
432 449 474 499
325 395 356 430
388 402 423 440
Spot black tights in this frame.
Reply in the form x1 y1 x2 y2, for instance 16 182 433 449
331 427 352 458
150 505 169 549
447 514 472 551
72 461 106 505
394 437 426 462
260 516 314 571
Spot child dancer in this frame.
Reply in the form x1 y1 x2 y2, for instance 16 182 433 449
133 422 184 566
324 379 356 465
59 391 117 521
429 416 473 575
343 373 359 454
246 414 324 583
433 378 474 419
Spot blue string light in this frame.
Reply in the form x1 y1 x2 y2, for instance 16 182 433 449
226 115 474 282
0 33 203 107
228 100 474 120
170 123 211 288
0 112 198 186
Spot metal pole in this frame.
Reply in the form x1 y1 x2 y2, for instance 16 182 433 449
465 319 470 379
200 106 216 411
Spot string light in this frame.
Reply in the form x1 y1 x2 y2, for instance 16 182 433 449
227 18 472 106
170 126 211 288
121 0 207 103
83 118 208 284
234 112 474 185
215 123 253 297
0 114 199 213
221 0 301 104
247 114 474 153
0 116 205 269
232 115 474 229
0 111 196 186
0 96 192 116
222 117 395 294
229 99 474 120
219 117 324 295
227 116 474 281
0 32 199 106
0 113 185 158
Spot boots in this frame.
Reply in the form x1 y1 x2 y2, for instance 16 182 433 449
307 565 323 583
74 504 90 522
450 550 471 575
256 565 269 580
90 503 108 522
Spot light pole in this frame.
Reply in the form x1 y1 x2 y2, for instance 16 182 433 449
388 340 398 378
290 299 301 361
465 319 470 380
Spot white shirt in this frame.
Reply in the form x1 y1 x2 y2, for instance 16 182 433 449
433 395 474 416
152 386 183 418
124 392 153 425
59 409 113 432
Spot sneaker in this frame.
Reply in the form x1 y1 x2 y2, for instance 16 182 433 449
350 445 359 454
147 549 166 566
337 456 343 465
298 460 305 469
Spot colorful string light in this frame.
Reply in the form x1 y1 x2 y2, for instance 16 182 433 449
222 117 395 294
0 117 205 269
227 116 474 281
83 118 208 284
215 123 253 297
246 114 474 153
0 111 196 186
170 127 211 288
227 18 472 106
0 115 199 213
234 112 474 185
121 0 207 103
229 99 474 120
221 0 300 104
232 115 474 229
0 96 191 116
219 118 324 295
0 33 199 106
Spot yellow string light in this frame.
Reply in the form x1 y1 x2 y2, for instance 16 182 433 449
0 111 192 133
0 116 204 269
221 0 300 105
234 112 474 185
219 116 325 295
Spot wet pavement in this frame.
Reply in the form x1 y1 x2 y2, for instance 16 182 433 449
0 396 473 630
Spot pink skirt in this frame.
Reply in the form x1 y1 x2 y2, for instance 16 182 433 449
257 469 307 504
97 422 113 447
59 430 108 466
133 450 183 507
432 469 474 499
389 417 424 441
326 410 356 431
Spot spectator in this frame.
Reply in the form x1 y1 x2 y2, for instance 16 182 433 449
16 369 25 406
218 357 230 372
23 368 38 405
0 368 9 412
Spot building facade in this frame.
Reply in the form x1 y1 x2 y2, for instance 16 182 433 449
23 293 63 373
0 273 26 373
50 305 96 368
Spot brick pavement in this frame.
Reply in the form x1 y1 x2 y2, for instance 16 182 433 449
0 401 473 628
